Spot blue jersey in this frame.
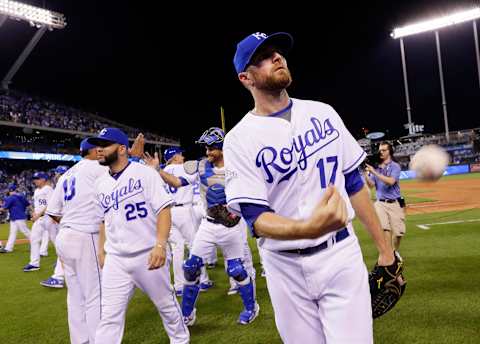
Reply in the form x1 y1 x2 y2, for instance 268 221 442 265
2 193 29 221
370 161 402 200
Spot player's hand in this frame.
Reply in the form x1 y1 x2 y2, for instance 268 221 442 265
129 133 145 157
365 164 375 174
148 244 166 270
31 213 40 222
143 152 160 171
305 186 348 238
98 251 106 269
377 250 395 266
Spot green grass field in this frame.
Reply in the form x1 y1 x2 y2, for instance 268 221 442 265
1 201 479 343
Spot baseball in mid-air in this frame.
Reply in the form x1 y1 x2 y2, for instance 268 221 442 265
409 144 450 181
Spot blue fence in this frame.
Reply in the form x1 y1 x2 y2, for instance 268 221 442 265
0 151 81 162
400 164 471 180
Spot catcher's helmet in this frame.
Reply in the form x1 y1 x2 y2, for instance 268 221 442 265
196 127 225 149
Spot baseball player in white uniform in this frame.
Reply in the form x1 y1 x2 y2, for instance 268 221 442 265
46 138 108 344
225 32 395 343
88 128 189 344
144 127 259 326
40 165 70 288
23 172 57 272
163 147 212 295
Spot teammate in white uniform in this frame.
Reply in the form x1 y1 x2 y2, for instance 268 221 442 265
163 147 212 296
46 138 107 344
88 128 189 344
23 172 56 272
145 127 259 326
40 165 70 288
225 32 395 343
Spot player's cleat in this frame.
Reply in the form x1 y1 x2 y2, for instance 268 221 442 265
0 248 12 253
199 280 214 292
40 253 49 257
183 308 196 326
206 262 216 269
175 289 183 297
238 303 260 325
40 277 64 288
227 285 239 296
261 268 266 278
23 264 40 272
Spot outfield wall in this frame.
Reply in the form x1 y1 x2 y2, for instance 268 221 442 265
400 163 478 180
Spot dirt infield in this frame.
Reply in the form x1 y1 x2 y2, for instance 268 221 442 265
403 177 480 215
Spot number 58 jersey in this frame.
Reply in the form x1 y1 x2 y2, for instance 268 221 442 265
47 159 108 233
94 162 174 256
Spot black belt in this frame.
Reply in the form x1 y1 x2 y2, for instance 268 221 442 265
174 203 191 207
280 228 349 255
378 199 397 203
206 217 221 224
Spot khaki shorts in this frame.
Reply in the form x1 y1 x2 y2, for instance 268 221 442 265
374 200 406 237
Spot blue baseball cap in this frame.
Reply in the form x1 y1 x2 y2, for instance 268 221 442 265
55 165 69 174
164 147 184 162
233 32 293 74
33 172 49 180
87 128 129 147
8 183 17 192
80 138 97 153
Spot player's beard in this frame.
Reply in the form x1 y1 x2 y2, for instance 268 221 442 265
99 149 119 166
256 67 292 91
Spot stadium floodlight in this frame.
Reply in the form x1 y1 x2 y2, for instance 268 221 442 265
0 0 66 29
391 7 480 39
1 1 66 90
391 7 480 142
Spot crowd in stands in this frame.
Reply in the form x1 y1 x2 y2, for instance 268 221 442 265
0 91 177 144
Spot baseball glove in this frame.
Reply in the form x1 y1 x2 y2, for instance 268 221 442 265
369 252 406 319
207 205 240 228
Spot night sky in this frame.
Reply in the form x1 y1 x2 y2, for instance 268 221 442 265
1 0 479 157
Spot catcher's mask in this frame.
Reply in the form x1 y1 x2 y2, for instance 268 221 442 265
196 127 225 150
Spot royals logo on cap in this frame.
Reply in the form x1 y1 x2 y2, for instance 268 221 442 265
233 32 294 74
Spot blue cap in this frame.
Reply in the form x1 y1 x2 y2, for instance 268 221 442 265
233 32 293 74
87 128 129 147
8 183 17 192
55 165 69 174
164 147 184 162
33 172 49 180
196 127 225 149
80 138 97 152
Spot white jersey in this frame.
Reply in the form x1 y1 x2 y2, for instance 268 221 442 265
164 163 196 205
33 185 53 214
224 98 366 251
46 159 108 233
95 162 174 256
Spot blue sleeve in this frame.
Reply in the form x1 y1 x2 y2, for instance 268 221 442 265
22 196 30 207
239 203 274 238
344 169 364 196
178 177 189 187
390 163 401 182
3 197 12 209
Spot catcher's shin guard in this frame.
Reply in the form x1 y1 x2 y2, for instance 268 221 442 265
237 277 256 312
182 284 200 317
